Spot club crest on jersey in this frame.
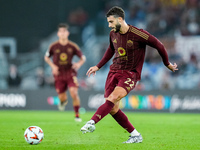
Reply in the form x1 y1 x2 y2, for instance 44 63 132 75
60 53 68 61
118 47 126 56
127 40 133 47
67 48 73 54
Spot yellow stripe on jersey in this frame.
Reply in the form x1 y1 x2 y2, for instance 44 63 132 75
130 27 149 40
69 40 80 50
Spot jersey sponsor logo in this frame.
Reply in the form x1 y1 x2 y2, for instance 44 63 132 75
118 47 126 56
60 53 68 61
59 53 68 65
0 93 26 108
56 49 60 53
127 40 133 47
121 56 128 60
113 39 117 43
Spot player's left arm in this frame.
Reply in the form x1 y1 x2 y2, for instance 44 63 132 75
72 55 86 71
166 62 178 72
144 31 178 72
71 42 86 71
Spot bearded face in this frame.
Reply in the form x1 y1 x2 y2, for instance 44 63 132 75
114 23 121 33
107 16 122 33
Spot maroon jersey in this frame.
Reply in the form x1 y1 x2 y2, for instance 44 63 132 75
97 25 170 80
45 40 83 71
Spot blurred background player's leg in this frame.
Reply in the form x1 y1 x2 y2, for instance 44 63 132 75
69 87 82 122
58 92 68 111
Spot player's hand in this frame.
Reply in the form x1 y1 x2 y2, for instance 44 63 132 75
72 62 81 71
86 66 99 77
52 65 59 76
167 63 178 72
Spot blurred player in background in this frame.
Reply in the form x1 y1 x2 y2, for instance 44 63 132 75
44 23 86 122
81 6 178 143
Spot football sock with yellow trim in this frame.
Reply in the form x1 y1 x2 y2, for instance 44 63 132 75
91 100 114 123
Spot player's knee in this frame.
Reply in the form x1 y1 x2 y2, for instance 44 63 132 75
58 94 67 102
108 95 118 103
69 88 78 99
70 92 78 100
108 94 123 103
71 94 76 100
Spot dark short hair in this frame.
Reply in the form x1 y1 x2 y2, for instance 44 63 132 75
58 23 69 30
106 6 125 20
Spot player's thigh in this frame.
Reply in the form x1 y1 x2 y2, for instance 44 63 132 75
55 79 68 94
58 92 67 101
106 86 127 104
69 87 79 99
104 72 117 98
68 75 79 88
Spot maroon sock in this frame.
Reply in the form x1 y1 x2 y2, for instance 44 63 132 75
74 105 80 118
91 100 114 123
112 109 135 133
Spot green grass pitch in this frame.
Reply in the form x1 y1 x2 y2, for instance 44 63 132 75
0 110 199 150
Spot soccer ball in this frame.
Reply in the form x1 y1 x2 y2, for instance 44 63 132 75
24 126 44 145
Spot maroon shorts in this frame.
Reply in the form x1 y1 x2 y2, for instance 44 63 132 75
54 69 78 94
104 70 138 98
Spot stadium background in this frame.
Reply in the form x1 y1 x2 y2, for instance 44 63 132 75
0 0 200 113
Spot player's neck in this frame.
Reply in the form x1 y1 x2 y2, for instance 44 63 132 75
119 22 129 34
59 39 69 46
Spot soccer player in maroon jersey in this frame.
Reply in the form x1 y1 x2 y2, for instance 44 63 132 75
81 6 178 143
44 23 86 122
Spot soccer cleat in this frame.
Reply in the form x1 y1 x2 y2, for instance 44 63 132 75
75 117 82 122
80 120 95 134
58 100 68 111
123 134 143 143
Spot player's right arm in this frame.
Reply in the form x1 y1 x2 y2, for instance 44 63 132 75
96 35 115 69
96 46 114 69
44 48 59 76
86 46 114 77
86 66 99 77
86 45 114 77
